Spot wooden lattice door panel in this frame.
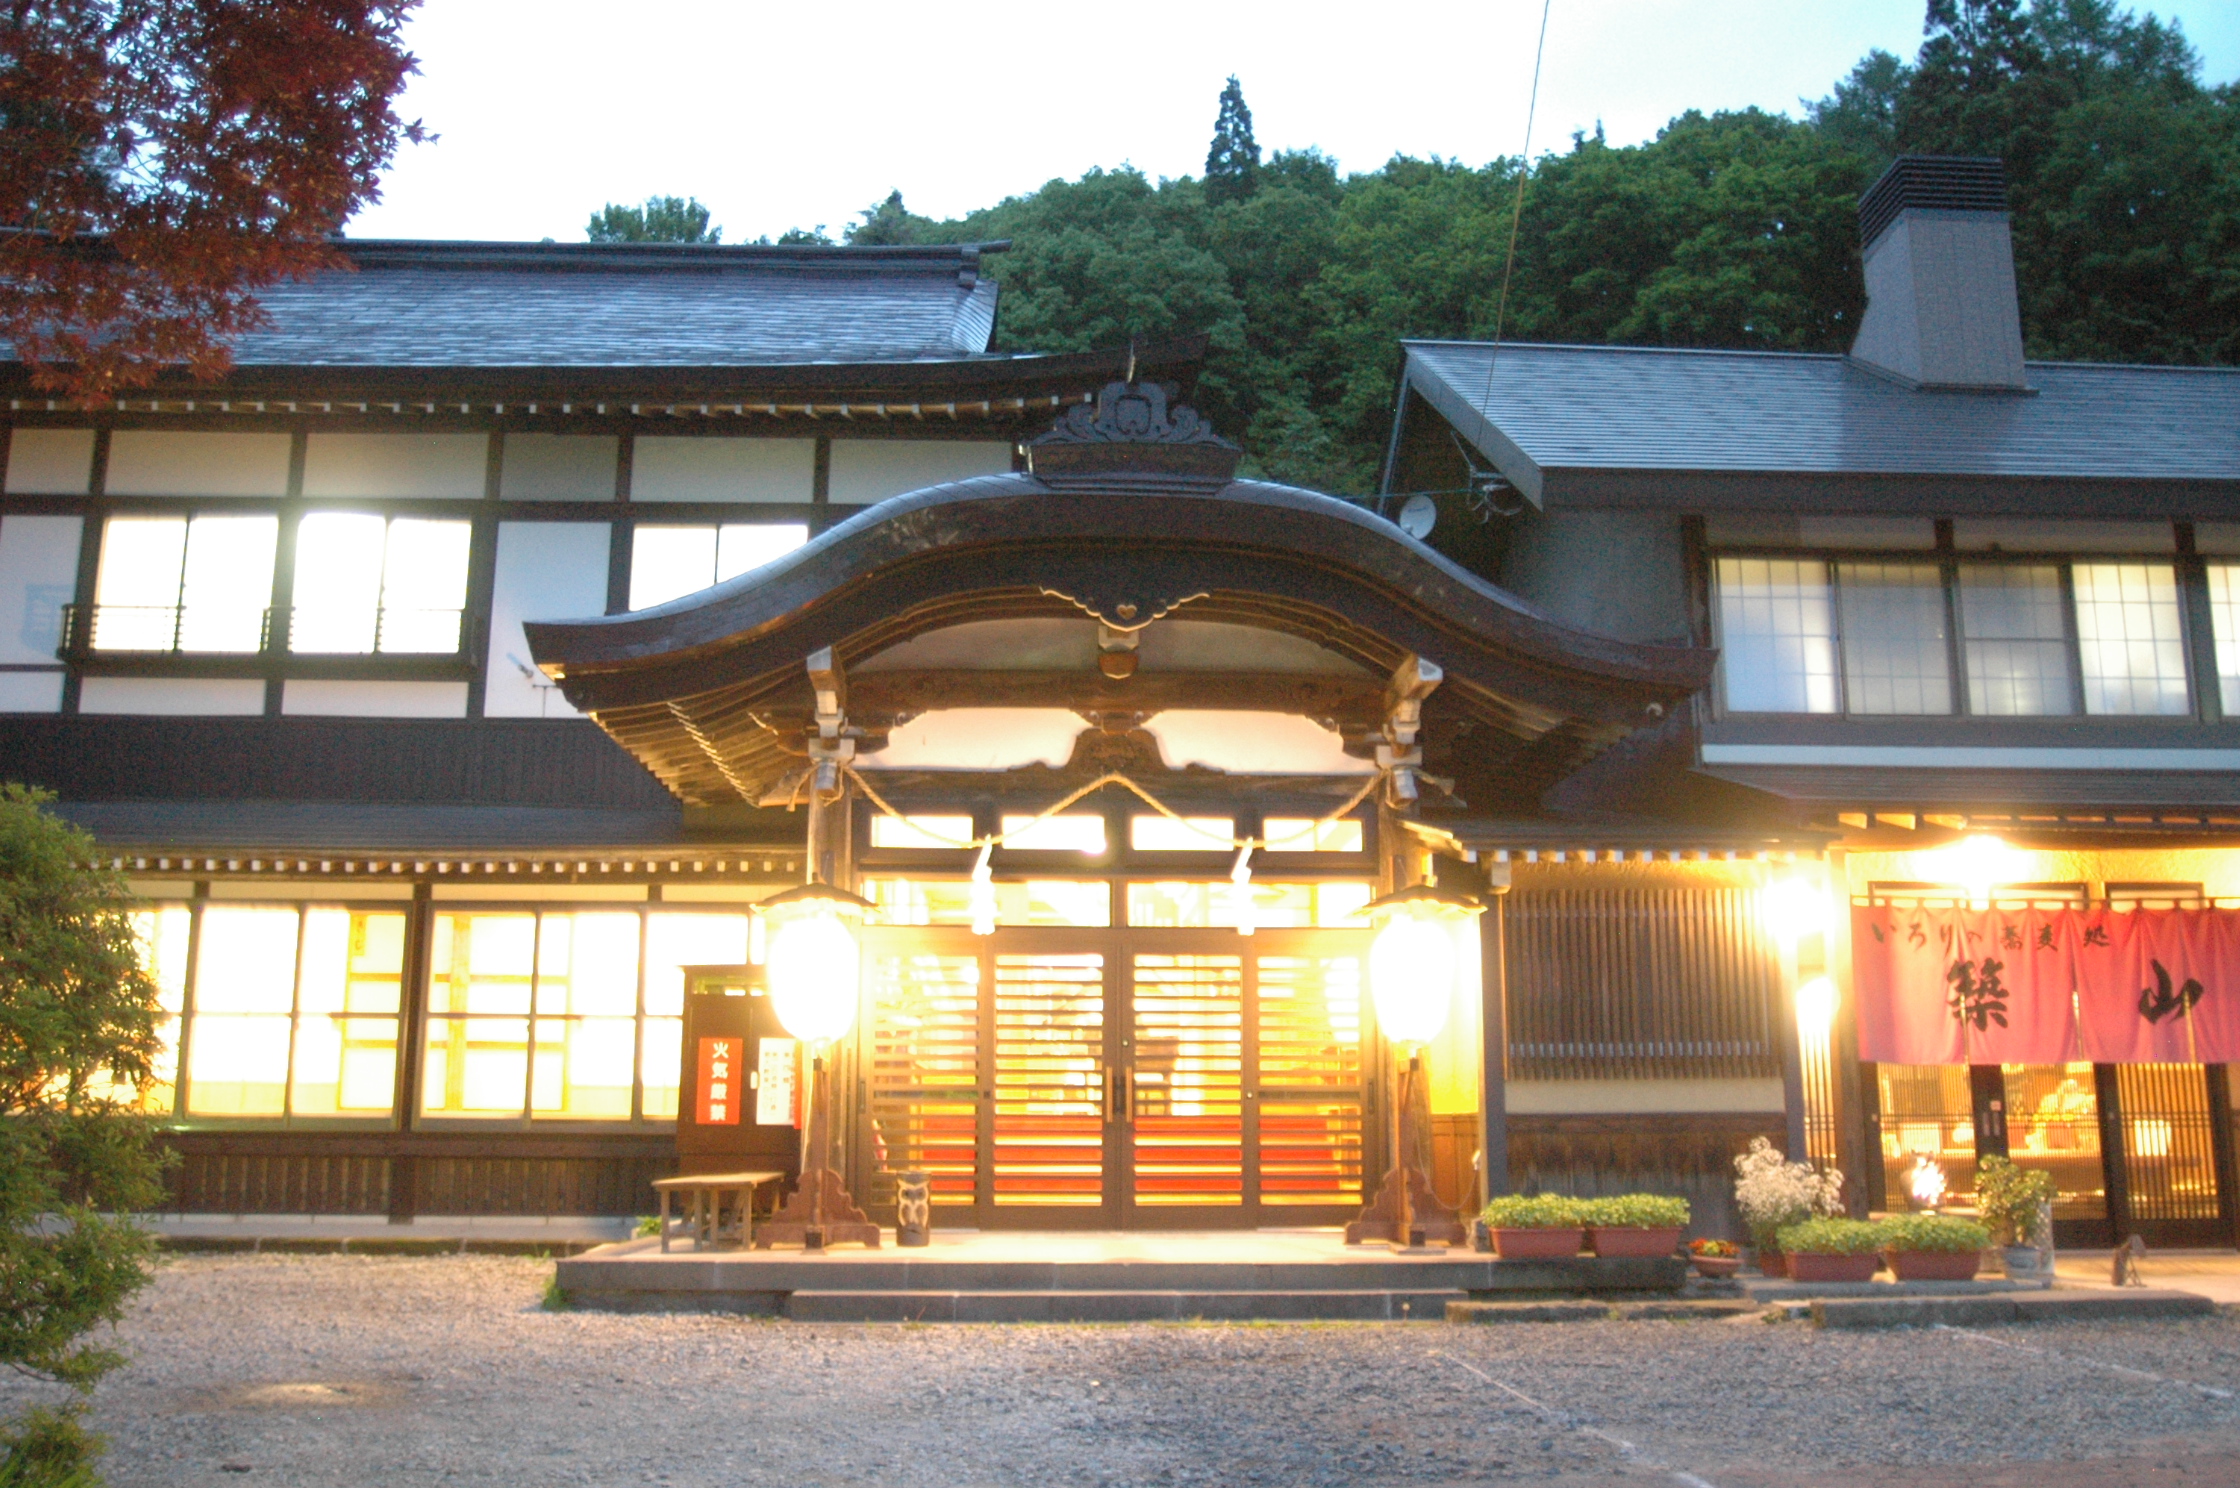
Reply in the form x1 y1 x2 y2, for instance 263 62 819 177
1254 951 1366 1210
1129 954 1245 1208
866 950 982 1212
991 952 1107 1210
2113 1063 2222 1225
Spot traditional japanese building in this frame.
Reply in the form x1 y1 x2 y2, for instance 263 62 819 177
7 154 2238 1250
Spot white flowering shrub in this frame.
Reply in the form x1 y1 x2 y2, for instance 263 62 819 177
1732 1137 1844 1249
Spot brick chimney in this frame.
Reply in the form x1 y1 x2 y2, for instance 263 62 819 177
1849 155 2028 391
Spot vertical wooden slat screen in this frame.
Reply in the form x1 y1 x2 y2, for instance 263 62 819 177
1504 888 1782 1079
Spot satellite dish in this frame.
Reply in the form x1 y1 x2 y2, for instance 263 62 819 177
1397 494 1437 539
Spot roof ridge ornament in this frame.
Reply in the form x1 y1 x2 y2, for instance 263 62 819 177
1025 379 1242 488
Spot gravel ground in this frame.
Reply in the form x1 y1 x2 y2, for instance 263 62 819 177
8 1255 2240 1487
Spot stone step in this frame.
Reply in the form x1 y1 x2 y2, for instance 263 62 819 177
1808 1287 2216 1329
1447 1298 1759 1324
784 1289 1470 1323
558 1255 1502 1298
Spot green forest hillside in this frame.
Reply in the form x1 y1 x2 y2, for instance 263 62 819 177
604 2 2240 494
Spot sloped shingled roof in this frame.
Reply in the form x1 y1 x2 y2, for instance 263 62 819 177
1404 340 2240 505
228 240 1004 368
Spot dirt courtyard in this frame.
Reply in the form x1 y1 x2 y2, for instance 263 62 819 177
9 1254 2240 1487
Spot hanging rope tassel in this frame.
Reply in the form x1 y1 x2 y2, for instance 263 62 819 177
1229 843 1257 938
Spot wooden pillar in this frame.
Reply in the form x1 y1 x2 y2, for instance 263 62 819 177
1827 849 1871 1217
2094 1063 2132 1241
2207 1064 2240 1249
388 881 435 1224
1477 875 1511 1205
1776 932 1809 1164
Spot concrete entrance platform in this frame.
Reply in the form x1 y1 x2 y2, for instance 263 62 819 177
552 1227 1694 1320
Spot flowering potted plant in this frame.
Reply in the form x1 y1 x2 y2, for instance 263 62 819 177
1878 1214 1989 1281
1775 1217 1883 1283
1733 1137 1844 1277
1580 1194 1689 1258
1481 1193 1586 1260
1975 1156 2057 1279
1688 1238 1741 1278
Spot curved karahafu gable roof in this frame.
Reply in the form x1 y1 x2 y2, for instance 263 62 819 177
526 383 1715 809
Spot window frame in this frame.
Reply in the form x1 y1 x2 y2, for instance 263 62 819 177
285 508 477 658
1708 540 2208 723
79 507 283 657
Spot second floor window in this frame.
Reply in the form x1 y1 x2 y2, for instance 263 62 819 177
1715 552 2203 718
91 514 277 653
290 513 471 654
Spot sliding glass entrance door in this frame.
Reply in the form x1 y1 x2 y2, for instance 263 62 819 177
864 925 1368 1228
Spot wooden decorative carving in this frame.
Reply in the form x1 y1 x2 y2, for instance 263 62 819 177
1026 380 1243 485
1343 1165 1466 1247
1040 585 1208 633
753 1166 881 1250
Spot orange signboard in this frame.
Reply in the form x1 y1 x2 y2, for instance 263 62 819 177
696 1036 744 1125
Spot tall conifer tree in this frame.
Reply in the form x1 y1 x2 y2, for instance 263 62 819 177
1204 76 1262 205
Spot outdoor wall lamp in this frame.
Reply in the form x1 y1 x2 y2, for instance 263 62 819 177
755 882 881 1249
1348 883 1482 1249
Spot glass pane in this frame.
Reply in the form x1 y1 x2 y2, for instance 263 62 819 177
992 953 1104 1206
126 906 191 1113
640 1017 683 1119
193 908 300 1014
177 515 276 652
1000 814 1106 853
422 1018 529 1116
2208 564 2240 713
2072 562 2188 715
715 523 809 580
92 517 186 650
870 953 981 1208
290 512 386 652
862 878 1109 928
628 526 717 610
1837 562 1951 715
1257 954 1365 1206
1131 955 1243 1206
868 814 975 850
643 913 750 1018
531 1015 634 1119
1127 881 1370 929
536 912 640 1016
1262 817 1364 853
1130 816 1234 851
184 1015 291 1116
1960 564 2074 715
1875 1065 1979 1208
2003 1062 2104 1220
1713 556 1836 713
290 909 405 1116
376 518 471 652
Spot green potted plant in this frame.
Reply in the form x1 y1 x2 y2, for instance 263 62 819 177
1732 1137 1845 1277
1975 1156 2056 1279
1580 1194 1689 1258
1774 1216 1883 1283
1877 1213 1990 1281
1482 1193 1586 1260
1688 1237 1741 1278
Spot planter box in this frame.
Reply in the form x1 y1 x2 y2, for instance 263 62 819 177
1752 1247 1787 1278
1490 1227 1584 1260
1587 1226 1684 1259
1785 1252 1878 1283
1885 1248 1981 1282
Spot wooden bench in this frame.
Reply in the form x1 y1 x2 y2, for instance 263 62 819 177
653 1170 786 1253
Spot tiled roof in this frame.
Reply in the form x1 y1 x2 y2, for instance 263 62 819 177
54 801 690 851
228 240 1005 368
1404 340 2240 501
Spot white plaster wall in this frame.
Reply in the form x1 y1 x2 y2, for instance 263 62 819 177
280 681 468 717
1951 518 2174 553
106 432 291 497
0 515 81 665
1149 711 1375 774
826 440 1012 504
631 437 813 502
500 435 618 501
3 430 94 494
78 677 265 715
862 708 1084 770
483 522 610 718
303 433 489 499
